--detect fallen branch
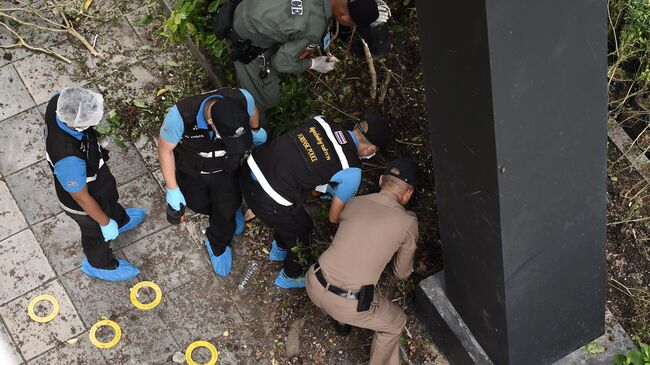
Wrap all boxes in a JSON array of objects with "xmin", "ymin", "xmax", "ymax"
[
  {"xmin": 0, "ymin": 20, "xmax": 71, "ymax": 63},
  {"xmin": 378, "ymin": 67, "xmax": 392, "ymax": 103},
  {"xmin": 361, "ymin": 38, "xmax": 377, "ymax": 100},
  {"xmin": 607, "ymin": 216, "xmax": 650, "ymax": 226}
]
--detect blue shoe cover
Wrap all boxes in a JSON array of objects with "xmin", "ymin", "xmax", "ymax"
[
  {"xmin": 118, "ymin": 208, "xmax": 148, "ymax": 234},
  {"xmin": 274, "ymin": 269, "xmax": 305, "ymax": 289},
  {"xmin": 80, "ymin": 258, "xmax": 140, "ymax": 281},
  {"xmin": 205, "ymin": 238, "xmax": 232, "ymax": 277},
  {"xmin": 269, "ymin": 240, "xmax": 286, "ymax": 262},
  {"xmin": 234, "ymin": 208, "xmax": 245, "ymax": 236}
]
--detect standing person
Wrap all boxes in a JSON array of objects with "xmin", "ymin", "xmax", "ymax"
[
  {"xmin": 45, "ymin": 87, "xmax": 147, "ymax": 281},
  {"xmin": 218, "ymin": 0, "xmax": 390, "ymax": 123},
  {"xmin": 157, "ymin": 87, "xmax": 267, "ymax": 277},
  {"xmin": 305, "ymin": 158, "xmax": 419, "ymax": 365},
  {"xmin": 240, "ymin": 115, "xmax": 391, "ymax": 288}
]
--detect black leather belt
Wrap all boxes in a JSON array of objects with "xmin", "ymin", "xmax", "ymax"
[{"xmin": 314, "ymin": 263, "xmax": 359, "ymax": 300}]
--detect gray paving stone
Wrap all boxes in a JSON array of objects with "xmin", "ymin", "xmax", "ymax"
[
  {"xmin": 32, "ymin": 213, "xmax": 84, "ymax": 276},
  {"xmin": 99, "ymin": 62, "xmax": 164, "ymax": 105},
  {"xmin": 125, "ymin": 2, "xmax": 167, "ymax": 46},
  {"xmin": 13, "ymin": 51, "xmax": 87, "ymax": 105},
  {"xmin": 5, "ymin": 160, "xmax": 61, "ymax": 225},
  {"xmin": 0, "ymin": 280, "xmax": 84, "ymax": 360},
  {"xmin": 103, "ymin": 140, "xmax": 148, "ymax": 187},
  {"xmin": 0, "ymin": 64, "xmax": 35, "ymax": 120},
  {"xmin": 26, "ymin": 331, "xmax": 105, "ymax": 365},
  {"xmin": 0, "ymin": 229, "xmax": 56, "ymax": 304},
  {"xmin": 0, "ymin": 108, "xmax": 45, "ymax": 176},
  {"xmin": 158, "ymin": 277, "xmax": 253, "ymax": 364},
  {"xmin": 59, "ymin": 260, "xmax": 140, "ymax": 328},
  {"xmin": 0, "ymin": 180, "xmax": 28, "ymax": 242},
  {"xmin": 101, "ymin": 308, "xmax": 178, "ymax": 365},
  {"xmin": 134, "ymin": 134, "xmax": 160, "ymax": 171},
  {"xmin": 114, "ymin": 173, "xmax": 170, "ymax": 247},
  {"xmin": 122, "ymin": 225, "xmax": 212, "ymax": 293},
  {"xmin": 84, "ymin": 19, "xmax": 145, "ymax": 75},
  {"xmin": 0, "ymin": 318, "xmax": 23, "ymax": 364}
]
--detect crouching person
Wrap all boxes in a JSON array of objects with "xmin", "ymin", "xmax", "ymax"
[
  {"xmin": 45, "ymin": 87, "xmax": 146, "ymax": 281},
  {"xmin": 157, "ymin": 87, "xmax": 266, "ymax": 276},
  {"xmin": 306, "ymin": 158, "xmax": 419, "ymax": 365}
]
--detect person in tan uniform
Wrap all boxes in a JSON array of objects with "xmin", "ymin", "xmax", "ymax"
[{"xmin": 306, "ymin": 158, "xmax": 418, "ymax": 365}]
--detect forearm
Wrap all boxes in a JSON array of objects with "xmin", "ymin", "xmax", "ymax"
[
  {"xmin": 158, "ymin": 137, "xmax": 178, "ymax": 189},
  {"xmin": 249, "ymin": 108, "xmax": 260, "ymax": 130},
  {"xmin": 74, "ymin": 195, "xmax": 110, "ymax": 226}
]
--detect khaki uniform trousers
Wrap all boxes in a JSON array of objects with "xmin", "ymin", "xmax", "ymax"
[{"xmin": 306, "ymin": 266, "xmax": 407, "ymax": 365}]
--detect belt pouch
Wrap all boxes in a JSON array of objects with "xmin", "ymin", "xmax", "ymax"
[{"xmin": 356, "ymin": 284, "xmax": 374, "ymax": 312}]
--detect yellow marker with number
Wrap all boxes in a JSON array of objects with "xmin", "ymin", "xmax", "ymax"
[
  {"xmin": 27, "ymin": 294, "xmax": 59, "ymax": 323},
  {"xmin": 129, "ymin": 281, "xmax": 162, "ymax": 310},
  {"xmin": 185, "ymin": 340, "xmax": 219, "ymax": 365},
  {"xmin": 89, "ymin": 320, "xmax": 121, "ymax": 349}
]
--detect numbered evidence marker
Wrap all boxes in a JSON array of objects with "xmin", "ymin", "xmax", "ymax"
[
  {"xmin": 89, "ymin": 320, "xmax": 122, "ymax": 349},
  {"xmin": 185, "ymin": 340, "xmax": 219, "ymax": 365},
  {"xmin": 27, "ymin": 294, "xmax": 60, "ymax": 323},
  {"xmin": 129, "ymin": 281, "xmax": 162, "ymax": 310}
]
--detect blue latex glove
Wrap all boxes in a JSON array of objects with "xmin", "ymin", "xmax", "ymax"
[
  {"xmin": 166, "ymin": 187, "xmax": 186, "ymax": 211},
  {"xmin": 100, "ymin": 219, "xmax": 119, "ymax": 241},
  {"xmin": 319, "ymin": 184, "xmax": 335, "ymax": 201},
  {"xmin": 252, "ymin": 128, "xmax": 267, "ymax": 146}
]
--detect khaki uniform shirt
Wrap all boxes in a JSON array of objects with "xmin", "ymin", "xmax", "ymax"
[
  {"xmin": 233, "ymin": 0, "xmax": 332, "ymax": 74},
  {"xmin": 318, "ymin": 190, "xmax": 419, "ymax": 291}
]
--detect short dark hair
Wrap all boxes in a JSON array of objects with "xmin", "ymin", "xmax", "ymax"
[{"xmin": 381, "ymin": 167, "xmax": 411, "ymax": 193}]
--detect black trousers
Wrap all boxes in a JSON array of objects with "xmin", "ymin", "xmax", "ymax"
[
  {"xmin": 66, "ymin": 202, "xmax": 129, "ymax": 269},
  {"xmin": 240, "ymin": 165, "xmax": 313, "ymax": 278},
  {"xmin": 177, "ymin": 168, "xmax": 242, "ymax": 256}
]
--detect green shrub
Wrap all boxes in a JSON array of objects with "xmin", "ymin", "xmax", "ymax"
[{"xmin": 614, "ymin": 341, "xmax": 650, "ymax": 365}]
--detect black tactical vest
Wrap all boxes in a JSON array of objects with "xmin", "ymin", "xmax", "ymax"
[
  {"xmin": 174, "ymin": 88, "xmax": 248, "ymax": 176},
  {"xmin": 44, "ymin": 95, "xmax": 117, "ymax": 214},
  {"xmin": 251, "ymin": 117, "xmax": 361, "ymax": 204}
]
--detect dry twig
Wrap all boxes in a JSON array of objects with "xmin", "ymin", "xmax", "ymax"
[
  {"xmin": 378, "ymin": 67, "xmax": 392, "ymax": 103},
  {"xmin": 361, "ymin": 38, "xmax": 377, "ymax": 100}
]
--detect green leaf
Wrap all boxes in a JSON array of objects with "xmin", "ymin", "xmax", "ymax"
[
  {"xmin": 132, "ymin": 99, "xmax": 146, "ymax": 108},
  {"xmin": 185, "ymin": 22, "xmax": 197, "ymax": 35},
  {"xmin": 207, "ymin": 0, "xmax": 220, "ymax": 13},
  {"xmin": 585, "ymin": 340, "xmax": 605, "ymax": 354},
  {"xmin": 166, "ymin": 59, "xmax": 178, "ymax": 67},
  {"xmin": 134, "ymin": 14, "xmax": 153, "ymax": 27},
  {"xmin": 390, "ymin": 24, "xmax": 405, "ymax": 33}
]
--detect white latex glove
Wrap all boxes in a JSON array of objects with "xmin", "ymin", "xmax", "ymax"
[
  {"xmin": 371, "ymin": 0, "xmax": 391, "ymax": 26},
  {"xmin": 310, "ymin": 56, "xmax": 340, "ymax": 73}
]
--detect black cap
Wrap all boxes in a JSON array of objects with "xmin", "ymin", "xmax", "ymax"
[
  {"xmin": 210, "ymin": 98, "xmax": 252, "ymax": 154},
  {"xmin": 348, "ymin": 0, "xmax": 379, "ymax": 28},
  {"xmin": 361, "ymin": 115, "xmax": 391, "ymax": 150},
  {"xmin": 384, "ymin": 158, "xmax": 418, "ymax": 187}
]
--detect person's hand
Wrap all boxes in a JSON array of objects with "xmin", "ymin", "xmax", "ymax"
[
  {"xmin": 371, "ymin": 0, "xmax": 391, "ymax": 26},
  {"xmin": 310, "ymin": 56, "xmax": 339, "ymax": 73},
  {"xmin": 252, "ymin": 128, "xmax": 267, "ymax": 146},
  {"xmin": 166, "ymin": 187, "xmax": 186, "ymax": 211},
  {"xmin": 100, "ymin": 219, "xmax": 119, "ymax": 241}
]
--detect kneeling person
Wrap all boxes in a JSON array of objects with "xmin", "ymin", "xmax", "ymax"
[
  {"xmin": 157, "ymin": 87, "xmax": 266, "ymax": 277},
  {"xmin": 45, "ymin": 87, "xmax": 147, "ymax": 281},
  {"xmin": 240, "ymin": 115, "xmax": 390, "ymax": 288},
  {"xmin": 306, "ymin": 159, "xmax": 418, "ymax": 365}
]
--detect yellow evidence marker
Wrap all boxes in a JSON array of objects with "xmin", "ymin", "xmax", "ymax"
[
  {"xmin": 89, "ymin": 320, "xmax": 122, "ymax": 349},
  {"xmin": 185, "ymin": 340, "xmax": 219, "ymax": 365},
  {"xmin": 130, "ymin": 281, "xmax": 162, "ymax": 310},
  {"xmin": 27, "ymin": 294, "xmax": 59, "ymax": 323}
]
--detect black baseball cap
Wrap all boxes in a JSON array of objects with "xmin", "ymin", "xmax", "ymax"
[
  {"xmin": 361, "ymin": 115, "xmax": 391, "ymax": 150},
  {"xmin": 348, "ymin": 0, "xmax": 379, "ymax": 28},
  {"xmin": 384, "ymin": 158, "xmax": 418, "ymax": 187},
  {"xmin": 210, "ymin": 98, "xmax": 252, "ymax": 154}
]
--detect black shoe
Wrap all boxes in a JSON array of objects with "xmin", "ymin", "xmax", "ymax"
[{"xmin": 333, "ymin": 321, "xmax": 352, "ymax": 336}]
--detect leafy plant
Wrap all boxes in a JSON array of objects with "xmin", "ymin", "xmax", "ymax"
[
  {"xmin": 614, "ymin": 341, "xmax": 650, "ymax": 365},
  {"xmin": 162, "ymin": 0, "xmax": 233, "ymax": 80}
]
